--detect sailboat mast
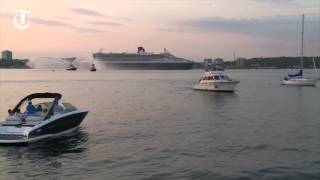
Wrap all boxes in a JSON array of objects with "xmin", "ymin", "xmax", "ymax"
[{"xmin": 300, "ymin": 14, "xmax": 304, "ymax": 69}]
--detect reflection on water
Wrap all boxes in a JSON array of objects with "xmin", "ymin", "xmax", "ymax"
[
  {"xmin": 28, "ymin": 129, "xmax": 89, "ymax": 155},
  {"xmin": 0, "ymin": 129, "xmax": 88, "ymax": 179}
]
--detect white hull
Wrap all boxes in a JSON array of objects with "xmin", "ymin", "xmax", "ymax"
[
  {"xmin": 282, "ymin": 78, "xmax": 317, "ymax": 86},
  {"xmin": 0, "ymin": 126, "xmax": 79, "ymax": 145},
  {"xmin": 193, "ymin": 81, "xmax": 239, "ymax": 92}
]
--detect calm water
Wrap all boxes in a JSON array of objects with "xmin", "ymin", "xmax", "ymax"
[{"xmin": 0, "ymin": 69, "xmax": 319, "ymax": 180}]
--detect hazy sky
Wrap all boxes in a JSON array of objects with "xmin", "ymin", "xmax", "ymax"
[{"xmin": 0, "ymin": 0, "xmax": 319, "ymax": 61}]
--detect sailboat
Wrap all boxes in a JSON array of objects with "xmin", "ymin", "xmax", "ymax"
[{"xmin": 282, "ymin": 14, "xmax": 318, "ymax": 86}]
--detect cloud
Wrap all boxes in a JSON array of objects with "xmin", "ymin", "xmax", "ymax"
[
  {"xmin": 0, "ymin": 12, "xmax": 11, "ymax": 18},
  {"xmin": 70, "ymin": 8, "xmax": 103, "ymax": 17},
  {"xmin": 32, "ymin": 18, "xmax": 69, "ymax": 27},
  {"xmin": 70, "ymin": 7, "xmax": 133, "ymax": 22},
  {"xmin": 253, "ymin": 0, "xmax": 299, "ymax": 7},
  {"xmin": 156, "ymin": 28, "xmax": 178, "ymax": 32},
  {"xmin": 32, "ymin": 17, "xmax": 103, "ymax": 33},
  {"xmin": 109, "ymin": 16, "xmax": 133, "ymax": 22},
  {"xmin": 89, "ymin": 21, "xmax": 123, "ymax": 26},
  {"xmin": 255, "ymin": 0, "xmax": 295, "ymax": 3},
  {"xmin": 0, "ymin": 12, "xmax": 102, "ymax": 33},
  {"xmin": 156, "ymin": 27, "xmax": 197, "ymax": 33},
  {"xmin": 172, "ymin": 15, "xmax": 320, "ymax": 41}
]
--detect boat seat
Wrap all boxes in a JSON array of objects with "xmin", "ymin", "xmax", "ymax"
[
  {"xmin": 26, "ymin": 116, "xmax": 43, "ymax": 122},
  {"xmin": 3, "ymin": 115, "xmax": 43, "ymax": 126},
  {"xmin": 63, "ymin": 103, "xmax": 77, "ymax": 113},
  {"xmin": 6, "ymin": 116, "xmax": 21, "ymax": 121}
]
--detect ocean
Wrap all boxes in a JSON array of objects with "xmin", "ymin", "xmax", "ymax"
[{"xmin": 0, "ymin": 69, "xmax": 319, "ymax": 180}]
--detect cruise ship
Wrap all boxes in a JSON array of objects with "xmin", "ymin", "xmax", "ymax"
[{"xmin": 92, "ymin": 47, "xmax": 194, "ymax": 70}]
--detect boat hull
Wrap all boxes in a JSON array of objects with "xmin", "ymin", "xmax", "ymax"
[
  {"xmin": 282, "ymin": 78, "xmax": 317, "ymax": 86},
  {"xmin": 193, "ymin": 81, "xmax": 239, "ymax": 92},
  {"xmin": 0, "ymin": 126, "xmax": 80, "ymax": 145},
  {"xmin": 0, "ymin": 110, "xmax": 88, "ymax": 145}
]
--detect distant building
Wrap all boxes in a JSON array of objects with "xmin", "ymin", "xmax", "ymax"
[
  {"xmin": 203, "ymin": 58, "xmax": 225, "ymax": 70},
  {"xmin": 236, "ymin": 57, "xmax": 246, "ymax": 68},
  {"xmin": 213, "ymin": 58, "xmax": 224, "ymax": 70},
  {"xmin": 203, "ymin": 58, "xmax": 213, "ymax": 70},
  {"xmin": 2, "ymin": 50, "xmax": 13, "ymax": 62}
]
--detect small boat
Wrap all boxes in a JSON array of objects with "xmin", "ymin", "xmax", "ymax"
[
  {"xmin": 282, "ymin": 70, "xmax": 317, "ymax": 86},
  {"xmin": 0, "ymin": 93, "xmax": 89, "ymax": 145},
  {"xmin": 193, "ymin": 70, "xmax": 239, "ymax": 92},
  {"xmin": 64, "ymin": 57, "xmax": 77, "ymax": 71},
  {"xmin": 282, "ymin": 14, "xmax": 318, "ymax": 86},
  {"xmin": 66, "ymin": 64, "xmax": 77, "ymax": 71},
  {"xmin": 90, "ymin": 63, "xmax": 96, "ymax": 71}
]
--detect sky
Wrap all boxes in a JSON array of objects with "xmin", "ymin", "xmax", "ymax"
[{"xmin": 0, "ymin": 0, "xmax": 319, "ymax": 61}]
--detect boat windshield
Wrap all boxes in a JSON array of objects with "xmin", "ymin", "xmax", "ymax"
[
  {"xmin": 202, "ymin": 76, "xmax": 214, "ymax": 80},
  {"xmin": 214, "ymin": 76, "xmax": 220, "ymax": 80},
  {"xmin": 220, "ymin": 75, "xmax": 230, "ymax": 80}
]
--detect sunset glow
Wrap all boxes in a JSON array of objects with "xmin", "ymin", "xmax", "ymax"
[{"xmin": 1, "ymin": 0, "xmax": 319, "ymax": 61}]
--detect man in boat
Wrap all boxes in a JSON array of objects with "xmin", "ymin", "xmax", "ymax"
[
  {"xmin": 16, "ymin": 109, "xmax": 27, "ymax": 123},
  {"xmin": 26, "ymin": 101, "xmax": 37, "ymax": 115},
  {"xmin": 36, "ymin": 105, "xmax": 43, "ymax": 116},
  {"xmin": 7, "ymin": 109, "xmax": 14, "ymax": 116},
  {"xmin": 54, "ymin": 102, "xmax": 64, "ymax": 113}
]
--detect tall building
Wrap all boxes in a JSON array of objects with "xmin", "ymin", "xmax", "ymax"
[
  {"xmin": 213, "ymin": 58, "xmax": 224, "ymax": 70},
  {"xmin": 236, "ymin": 58, "xmax": 246, "ymax": 68},
  {"xmin": 2, "ymin": 50, "xmax": 13, "ymax": 61},
  {"xmin": 203, "ymin": 58, "xmax": 213, "ymax": 70},
  {"xmin": 203, "ymin": 58, "xmax": 225, "ymax": 70}
]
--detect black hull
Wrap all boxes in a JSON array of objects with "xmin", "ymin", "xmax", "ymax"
[
  {"xmin": 29, "ymin": 111, "xmax": 88, "ymax": 139},
  {"xmin": 66, "ymin": 68, "xmax": 77, "ymax": 71},
  {"xmin": 102, "ymin": 62, "xmax": 194, "ymax": 70},
  {"xmin": 0, "ymin": 142, "xmax": 29, "ymax": 146}
]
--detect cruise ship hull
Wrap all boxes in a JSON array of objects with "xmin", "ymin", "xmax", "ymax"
[{"xmin": 101, "ymin": 61, "xmax": 194, "ymax": 70}]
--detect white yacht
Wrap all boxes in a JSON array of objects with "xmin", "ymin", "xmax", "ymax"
[{"xmin": 193, "ymin": 71, "xmax": 239, "ymax": 92}]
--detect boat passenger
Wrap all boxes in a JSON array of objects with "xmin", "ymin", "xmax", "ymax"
[
  {"xmin": 16, "ymin": 109, "xmax": 26, "ymax": 123},
  {"xmin": 8, "ymin": 109, "xmax": 14, "ymax": 116},
  {"xmin": 41, "ymin": 108, "xmax": 48, "ymax": 117},
  {"xmin": 54, "ymin": 103, "xmax": 64, "ymax": 113},
  {"xmin": 36, "ymin": 105, "xmax": 43, "ymax": 116},
  {"xmin": 26, "ymin": 101, "xmax": 37, "ymax": 115}
]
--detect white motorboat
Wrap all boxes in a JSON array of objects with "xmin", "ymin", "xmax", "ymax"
[
  {"xmin": 0, "ymin": 93, "xmax": 89, "ymax": 145},
  {"xmin": 282, "ymin": 14, "xmax": 318, "ymax": 86},
  {"xmin": 193, "ymin": 71, "xmax": 239, "ymax": 92}
]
